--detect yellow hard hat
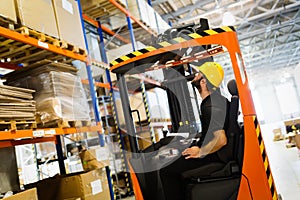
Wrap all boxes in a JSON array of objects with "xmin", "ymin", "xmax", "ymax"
[{"xmin": 197, "ymin": 62, "xmax": 224, "ymax": 88}]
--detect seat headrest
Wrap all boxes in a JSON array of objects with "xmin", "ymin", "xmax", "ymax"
[{"xmin": 227, "ymin": 79, "xmax": 238, "ymax": 96}]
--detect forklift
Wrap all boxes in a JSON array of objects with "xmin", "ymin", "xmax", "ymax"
[{"xmin": 109, "ymin": 19, "xmax": 280, "ymax": 200}]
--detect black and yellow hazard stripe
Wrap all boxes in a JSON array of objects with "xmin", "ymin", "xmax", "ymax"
[
  {"xmin": 140, "ymin": 81, "xmax": 156, "ymax": 144},
  {"xmin": 106, "ymin": 166, "xmax": 116, "ymax": 200},
  {"xmin": 109, "ymin": 92, "xmax": 133, "ymax": 195},
  {"xmin": 253, "ymin": 116, "xmax": 278, "ymax": 200},
  {"xmin": 110, "ymin": 26, "xmax": 236, "ymax": 67}
]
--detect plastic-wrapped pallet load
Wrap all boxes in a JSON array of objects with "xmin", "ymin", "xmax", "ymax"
[
  {"xmin": 35, "ymin": 71, "xmax": 91, "ymax": 124},
  {"xmin": 4, "ymin": 60, "xmax": 91, "ymax": 127}
]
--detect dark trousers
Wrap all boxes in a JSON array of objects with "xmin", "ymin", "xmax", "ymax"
[{"xmin": 159, "ymin": 153, "xmax": 220, "ymax": 200}]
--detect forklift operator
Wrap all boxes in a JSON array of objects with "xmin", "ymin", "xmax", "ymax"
[{"xmin": 159, "ymin": 62, "xmax": 229, "ymax": 200}]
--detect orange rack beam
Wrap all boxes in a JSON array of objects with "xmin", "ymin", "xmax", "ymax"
[
  {"xmin": 0, "ymin": 26, "xmax": 87, "ymax": 62},
  {"xmin": 0, "ymin": 125, "xmax": 102, "ymax": 141},
  {"xmin": 82, "ymin": 79, "xmax": 111, "ymax": 89}
]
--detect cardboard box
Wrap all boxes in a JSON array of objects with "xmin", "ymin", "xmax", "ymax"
[
  {"xmin": 295, "ymin": 134, "xmax": 300, "ymax": 149},
  {"xmin": 52, "ymin": 0, "xmax": 86, "ymax": 50},
  {"xmin": 24, "ymin": 176, "xmax": 61, "ymax": 200},
  {"xmin": 0, "ymin": 0, "xmax": 17, "ymax": 23},
  {"xmin": 59, "ymin": 168, "xmax": 110, "ymax": 200},
  {"xmin": 15, "ymin": 0, "xmax": 59, "ymax": 38},
  {"xmin": 273, "ymin": 128, "xmax": 284, "ymax": 141},
  {"xmin": 137, "ymin": 131, "xmax": 160, "ymax": 150},
  {"xmin": 5, "ymin": 188, "xmax": 38, "ymax": 200},
  {"xmin": 25, "ymin": 169, "xmax": 110, "ymax": 200},
  {"xmin": 79, "ymin": 148, "xmax": 109, "ymax": 171}
]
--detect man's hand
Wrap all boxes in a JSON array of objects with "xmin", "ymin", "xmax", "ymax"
[{"xmin": 182, "ymin": 146, "xmax": 201, "ymax": 159}]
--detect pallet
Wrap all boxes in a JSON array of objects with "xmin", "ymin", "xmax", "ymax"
[
  {"xmin": 0, "ymin": 38, "xmax": 74, "ymax": 65},
  {"xmin": 60, "ymin": 40, "xmax": 87, "ymax": 56},
  {"xmin": 0, "ymin": 16, "xmax": 16, "ymax": 30},
  {"xmin": 0, "ymin": 120, "xmax": 37, "ymax": 131},
  {"xmin": 16, "ymin": 27, "xmax": 60, "ymax": 47},
  {"xmin": 39, "ymin": 119, "xmax": 92, "ymax": 128},
  {"xmin": 0, "ymin": 36, "xmax": 49, "ymax": 64},
  {"xmin": 16, "ymin": 27, "xmax": 87, "ymax": 56}
]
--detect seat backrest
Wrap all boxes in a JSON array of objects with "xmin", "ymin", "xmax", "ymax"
[{"xmin": 217, "ymin": 79, "xmax": 241, "ymax": 163}]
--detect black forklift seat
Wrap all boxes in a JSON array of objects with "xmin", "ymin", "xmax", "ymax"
[{"xmin": 181, "ymin": 79, "xmax": 244, "ymax": 200}]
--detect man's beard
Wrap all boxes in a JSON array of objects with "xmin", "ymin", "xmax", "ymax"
[{"xmin": 198, "ymin": 86, "xmax": 202, "ymax": 94}]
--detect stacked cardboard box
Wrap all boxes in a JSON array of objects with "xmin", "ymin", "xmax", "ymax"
[
  {"xmin": 0, "ymin": 84, "xmax": 36, "ymax": 125},
  {"xmin": 81, "ymin": 0, "xmax": 126, "ymax": 17},
  {"xmin": 60, "ymin": 168, "xmax": 110, "ymax": 200},
  {"xmin": 25, "ymin": 168, "xmax": 110, "ymax": 200},
  {"xmin": 4, "ymin": 188, "xmax": 38, "ymax": 200},
  {"xmin": 79, "ymin": 146, "xmax": 110, "ymax": 172},
  {"xmin": 14, "ymin": 0, "xmax": 59, "ymax": 38},
  {"xmin": 4, "ymin": 60, "xmax": 90, "ymax": 126},
  {"xmin": 99, "ymin": 0, "xmax": 170, "ymax": 34},
  {"xmin": 0, "ymin": 0, "xmax": 17, "ymax": 23},
  {"xmin": 273, "ymin": 128, "xmax": 284, "ymax": 141},
  {"xmin": 52, "ymin": 0, "xmax": 86, "ymax": 50},
  {"xmin": 14, "ymin": 0, "xmax": 86, "ymax": 50}
]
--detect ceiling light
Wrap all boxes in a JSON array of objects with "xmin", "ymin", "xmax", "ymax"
[{"xmin": 222, "ymin": 11, "xmax": 236, "ymax": 26}]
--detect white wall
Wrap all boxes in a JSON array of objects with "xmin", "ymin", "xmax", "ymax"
[
  {"xmin": 254, "ymin": 83, "xmax": 282, "ymax": 123},
  {"xmin": 274, "ymin": 80, "xmax": 300, "ymax": 118},
  {"xmin": 250, "ymin": 64, "xmax": 300, "ymax": 123},
  {"xmin": 294, "ymin": 63, "xmax": 300, "ymax": 97}
]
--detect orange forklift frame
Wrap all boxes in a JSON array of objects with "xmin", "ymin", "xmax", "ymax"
[{"xmin": 110, "ymin": 26, "xmax": 278, "ymax": 200}]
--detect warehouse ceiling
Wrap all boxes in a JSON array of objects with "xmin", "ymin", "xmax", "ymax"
[
  {"xmin": 116, "ymin": 0, "xmax": 300, "ymax": 78},
  {"xmin": 151, "ymin": 0, "xmax": 300, "ymax": 77},
  {"xmin": 92, "ymin": 0, "xmax": 300, "ymax": 80}
]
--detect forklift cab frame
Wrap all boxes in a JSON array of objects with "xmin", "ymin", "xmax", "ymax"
[{"xmin": 110, "ymin": 26, "xmax": 278, "ymax": 200}]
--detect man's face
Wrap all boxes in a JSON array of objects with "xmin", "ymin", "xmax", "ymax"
[{"xmin": 191, "ymin": 73, "xmax": 204, "ymax": 93}]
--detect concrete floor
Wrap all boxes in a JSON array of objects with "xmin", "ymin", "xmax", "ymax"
[
  {"xmin": 261, "ymin": 122, "xmax": 300, "ymax": 200},
  {"xmin": 123, "ymin": 121, "xmax": 300, "ymax": 200}
]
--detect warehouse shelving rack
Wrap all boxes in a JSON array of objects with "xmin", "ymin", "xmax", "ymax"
[
  {"xmin": 0, "ymin": 3, "xmax": 116, "ymax": 198},
  {"xmin": 0, "ymin": 24, "xmax": 102, "ymax": 143},
  {"xmin": 0, "ymin": 26, "xmax": 86, "ymax": 63}
]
